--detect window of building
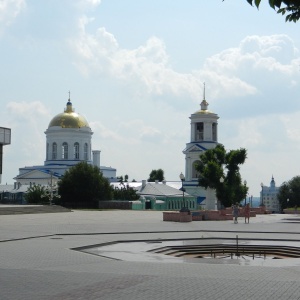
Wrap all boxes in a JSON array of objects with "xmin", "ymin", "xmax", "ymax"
[
  {"xmin": 192, "ymin": 160, "xmax": 200, "ymax": 178},
  {"xmin": 62, "ymin": 142, "xmax": 68, "ymax": 159},
  {"xmin": 74, "ymin": 142, "xmax": 79, "ymax": 159},
  {"xmin": 52, "ymin": 143, "xmax": 57, "ymax": 160},
  {"xmin": 84, "ymin": 143, "xmax": 88, "ymax": 160},
  {"xmin": 212, "ymin": 123, "xmax": 217, "ymax": 141},
  {"xmin": 195, "ymin": 122, "xmax": 204, "ymax": 141},
  {"xmin": 46, "ymin": 143, "xmax": 49, "ymax": 160}
]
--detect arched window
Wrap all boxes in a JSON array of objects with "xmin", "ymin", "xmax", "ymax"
[
  {"xmin": 192, "ymin": 160, "xmax": 201, "ymax": 179},
  {"xmin": 195, "ymin": 122, "xmax": 204, "ymax": 141},
  {"xmin": 62, "ymin": 142, "xmax": 68, "ymax": 159},
  {"xmin": 84, "ymin": 143, "xmax": 88, "ymax": 160},
  {"xmin": 46, "ymin": 143, "xmax": 49, "ymax": 160},
  {"xmin": 52, "ymin": 143, "xmax": 57, "ymax": 160},
  {"xmin": 212, "ymin": 123, "xmax": 217, "ymax": 141},
  {"xmin": 74, "ymin": 142, "xmax": 79, "ymax": 159}
]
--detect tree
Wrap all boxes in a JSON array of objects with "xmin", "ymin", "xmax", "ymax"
[
  {"xmin": 196, "ymin": 144, "xmax": 248, "ymax": 207},
  {"xmin": 58, "ymin": 162, "xmax": 113, "ymax": 208},
  {"xmin": 25, "ymin": 185, "xmax": 46, "ymax": 204},
  {"xmin": 244, "ymin": 0, "xmax": 300, "ymax": 22},
  {"xmin": 277, "ymin": 176, "xmax": 300, "ymax": 209},
  {"xmin": 147, "ymin": 169, "xmax": 165, "ymax": 182},
  {"xmin": 113, "ymin": 184, "xmax": 139, "ymax": 200}
]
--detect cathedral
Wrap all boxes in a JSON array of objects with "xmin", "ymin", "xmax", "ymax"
[{"xmin": 14, "ymin": 96, "xmax": 117, "ymax": 187}]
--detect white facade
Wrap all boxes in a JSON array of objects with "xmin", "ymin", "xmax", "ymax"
[
  {"xmin": 260, "ymin": 176, "xmax": 280, "ymax": 212},
  {"xmin": 182, "ymin": 89, "xmax": 219, "ymax": 209},
  {"xmin": 0, "ymin": 127, "xmax": 11, "ymax": 183},
  {"xmin": 14, "ymin": 98, "xmax": 117, "ymax": 186}
]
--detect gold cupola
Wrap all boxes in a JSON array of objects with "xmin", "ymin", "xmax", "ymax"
[{"xmin": 48, "ymin": 97, "xmax": 90, "ymax": 129}]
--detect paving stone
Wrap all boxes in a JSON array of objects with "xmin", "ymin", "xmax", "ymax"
[{"xmin": 1, "ymin": 209, "xmax": 300, "ymax": 299}]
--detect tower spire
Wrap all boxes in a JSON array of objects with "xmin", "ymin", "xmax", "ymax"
[
  {"xmin": 200, "ymin": 82, "xmax": 209, "ymax": 111},
  {"xmin": 65, "ymin": 91, "xmax": 73, "ymax": 113}
]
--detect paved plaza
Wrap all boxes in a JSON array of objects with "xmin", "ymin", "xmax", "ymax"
[{"xmin": 1, "ymin": 208, "xmax": 300, "ymax": 300}]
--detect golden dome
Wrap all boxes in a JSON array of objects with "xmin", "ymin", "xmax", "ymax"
[{"xmin": 48, "ymin": 101, "xmax": 90, "ymax": 129}]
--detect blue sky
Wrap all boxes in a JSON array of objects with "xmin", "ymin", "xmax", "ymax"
[{"xmin": 0, "ymin": 0, "xmax": 299, "ymax": 196}]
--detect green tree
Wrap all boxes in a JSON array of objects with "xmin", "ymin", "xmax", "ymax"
[
  {"xmin": 277, "ymin": 176, "xmax": 300, "ymax": 209},
  {"xmin": 113, "ymin": 184, "xmax": 139, "ymax": 200},
  {"xmin": 58, "ymin": 162, "xmax": 113, "ymax": 208},
  {"xmin": 244, "ymin": 0, "xmax": 300, "ymax": 22},
  {"xmin": 25, "ymin": 184, "xmax": 46, "ymax": 204},
  {"xmin": 148, "ymin": 169, "xmax": 165, "ymax": 182},
  {"xmin": 196, "ymin": 144, "xmax": 248, "ymax": 207}
]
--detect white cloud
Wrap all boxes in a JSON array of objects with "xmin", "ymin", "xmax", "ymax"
[
  {"xmin": 0, "ymin": 0, "xmax": 25, "ymax": 31},
  {"xmin": 70, "ymin": 18, "xmax": 204, "ymax": 102},
  {"xmin": 70, "ymin": 17, "xmax": 300, "ymax": 118}
]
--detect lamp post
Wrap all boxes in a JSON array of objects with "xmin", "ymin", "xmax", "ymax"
[
  {"xmin": 244, "ymin": 180, "xmax": 247, "ymax": 206},
  {"xmin": 260, "ymin": 182, "xmax": 264, "ymax": 206},
  {"xmin": 219, "ymin": 177, "xmax": 224, "ymax": 210},
  {"xmin": 179, "ymin": 172, "xmax": 189, "ymax": 213}
]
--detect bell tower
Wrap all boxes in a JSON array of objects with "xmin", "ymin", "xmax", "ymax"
[{"xmin": 182, "ymin": 84, "xmax": 219, "ymax": 209}]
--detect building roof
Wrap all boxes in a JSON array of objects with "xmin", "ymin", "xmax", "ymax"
[
  {"xmin": 137, "ymin": 181, "xmax": 189, "ymax": 197},
  {"xmin": 0, "ymin": 184, "xmax": 14, "ymax": 192},
  {"xmin": 48, "ymin": 100, "xmax": 90, "ymax": 129}
]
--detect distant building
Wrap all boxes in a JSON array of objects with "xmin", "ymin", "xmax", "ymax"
[
  {"xmin": 260, "ymin": 176, "xmax": 280, "ymax": 212},
  {"xmin": 14, "ymin": 96, "xmax": 117, "ymax": 186},
  {"xmin": 1, "ymin": 96, "xmax": 117, "ymax": 203},
  {"xmin": 111, "ymin": 180, "xmax": 197, "ymax": 211}
]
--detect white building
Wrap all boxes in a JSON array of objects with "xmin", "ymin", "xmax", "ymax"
[
  {"xmin": 182, "ymin": 86, "xmax": 219, "ymax": 209},
  {"xmin": 0, "ymin": 127, "xmax": 11, "ymax": 184},
  {"xmin": 14, "ymin": 97, "xmax": 117, "ymax": 187},
  {"xmin": 260, "ymin": 176, "xmax": 280, "ymax": 212}
]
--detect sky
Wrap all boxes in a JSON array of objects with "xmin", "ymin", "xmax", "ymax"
[{"xmin": 0, "ymin": 0, "xmax": 299, "ymax": 196}]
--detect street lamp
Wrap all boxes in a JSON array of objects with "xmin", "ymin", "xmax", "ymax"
[
  {"xmin": 244, "ymin": 180, "xmax": 247, "ymax": 206},
  {"xmin": 260, "ymin": 182, "xmax": 264, "ymax": 206},
  {"xmin": 219, "ymin": 177, "xmax": 224, "ymax": 210},
  {"xmin": 179, "ymin": 172, "xmax": 189, "ymax": 213}
]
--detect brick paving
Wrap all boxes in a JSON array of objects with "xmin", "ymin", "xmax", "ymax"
[{"xmin": 1, "ymin": 209, "xmax": 300, "ymax": 299}]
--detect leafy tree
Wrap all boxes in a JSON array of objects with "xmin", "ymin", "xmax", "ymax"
[
  {"xmin": 277, "ymin": 176, "xmax": 300, "ymax": 209},
  {"xmin": 113, "ymin": 184, "xmax": 139, "ymax": 200},
  {"xmin": 148, "ymin": 169, "xmax": 165, "ymax": 182},
  {"xmin": 25, "ymin": 185, "xmax": 46, "ymax": 204},
  {"xmin": 196, "ymin": 144, "xmax": 248, "ymax": 207},
  {"xmin": 58, "ymin": 162, "xmax": 113, "ymax": 208},
  {"xmin": 243, "ymin": 0, "xmax": 300, "ymax": 22},
  {"xmin": 117, "ymin": 176, "xmax": 124, "ymax": 186}
]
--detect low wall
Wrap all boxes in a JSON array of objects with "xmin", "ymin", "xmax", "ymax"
[
  {"xmin": 163, "ymin": 211, "xmax": 192, "ymax": 222},
  {"xmin": 283, "ymin": 209, "xmax": 300, "ymax": 214},
  {"xmin": 98, "ymin": 201, "xmax": 132, "ymax": 210}
]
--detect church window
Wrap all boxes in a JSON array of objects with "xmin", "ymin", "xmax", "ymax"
[
  {"xmin": 74, "ymin": 142, "xmax": 79, "ymax": 159},
  {"xmin": 84, "ymin": 143, "xmax": 88, "ymax": 160},
  {"xmin": 46, "ymin": 143, "xmax": 49, "ymax": 160},
  {"xmin": 52, "ymin": 143, "xmax": 57, "ymax": 160},
  {"xmin": 62, "ymin": 142, "xmax": 68, "ymax": 159},
  {"xmin": 212, "ymin": 123, "xmax": 217, "ymax": 141},
  {"xmin": 192, "ymin": 160, "xmax": 200, "ymax": 179},
  {"xmin": 195, "ymin": 122, "xmax": 204, "ymax": 141}
]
